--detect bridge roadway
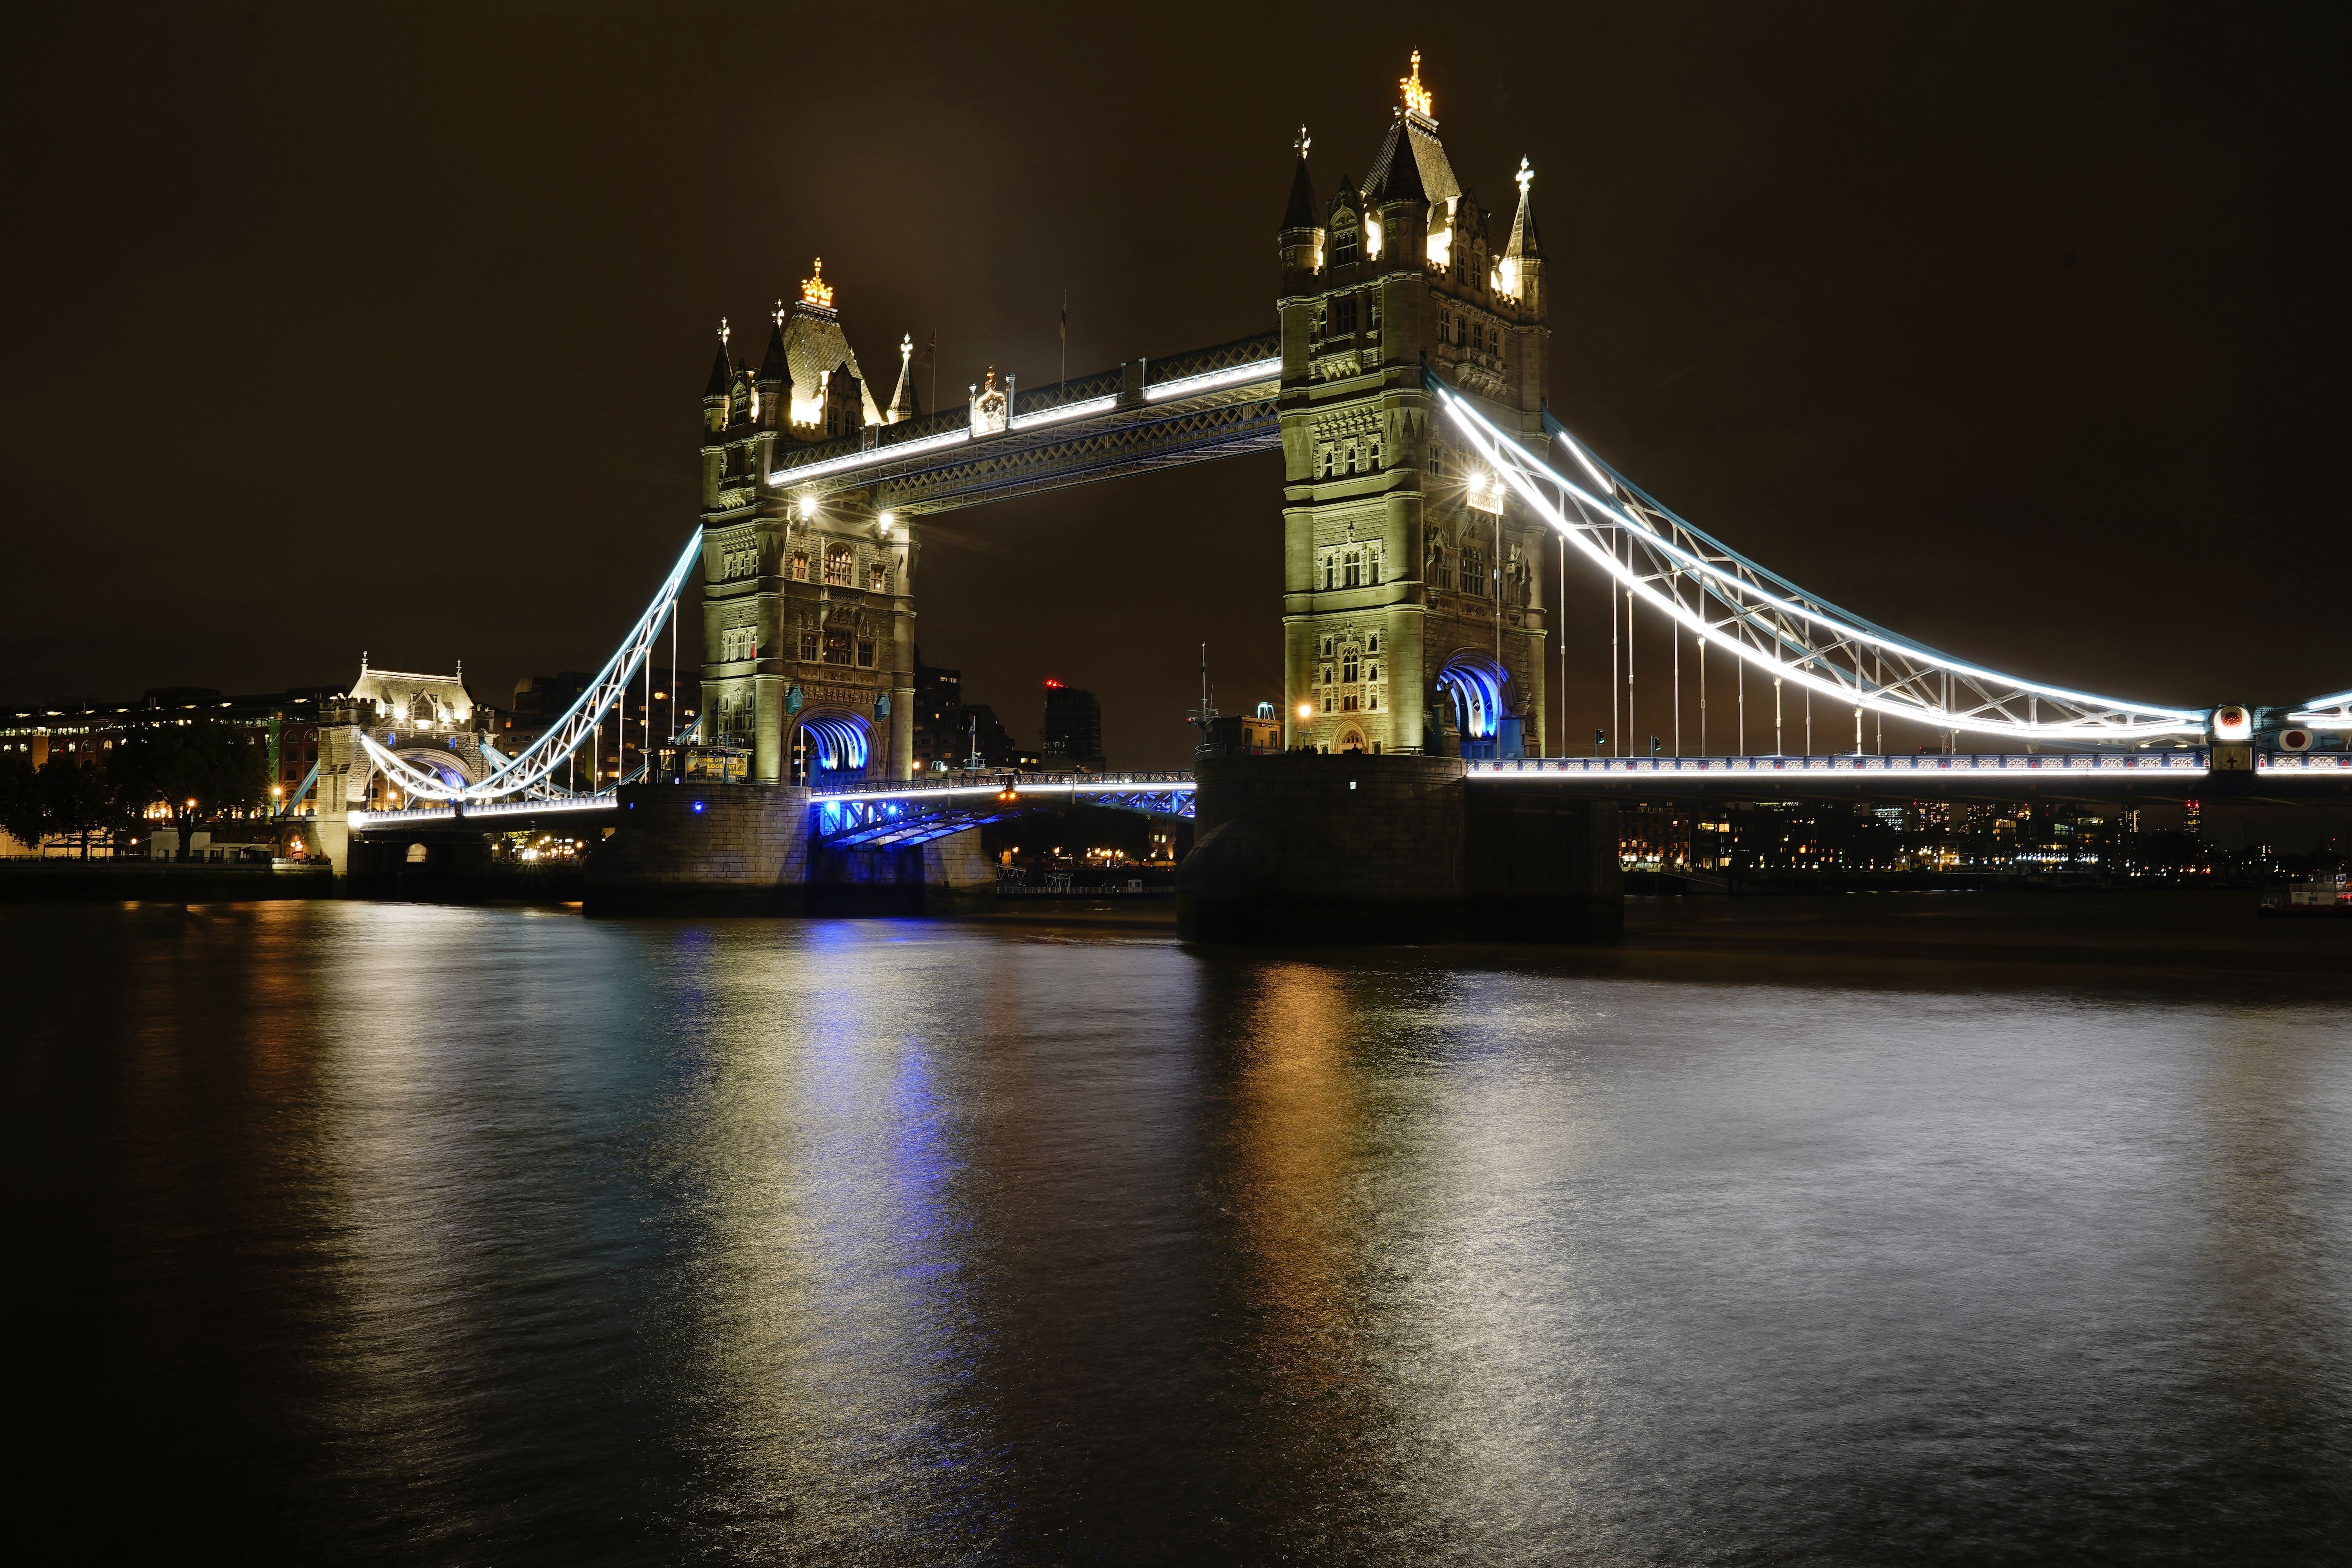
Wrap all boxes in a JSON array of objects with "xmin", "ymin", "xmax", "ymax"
[{"xmin": 344, "ymin": 749, "xmax": 2351, "ymax": 844}]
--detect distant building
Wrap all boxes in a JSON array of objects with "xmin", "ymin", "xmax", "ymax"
[
  {"xmin": 956, "ymin": 703, "xmax": 1036, "ymax": 769},
  {"xmin": 0, "ymin": 682, "xmax": 340, "ymax": 855},
  {"xmin": 512, "ymin": 672, "xmax": 593, "ymax": 727},
  {"xmin": 911, "ymin": 653, "xmax": 962, "ymax": 771},
  {"xmin": 1041, "ymin": 680, "xmax": 1104, "ymax": 769},
  {"xmin": 1201, "ymin": 703, "xmax": 1282, "ymax": 757}
]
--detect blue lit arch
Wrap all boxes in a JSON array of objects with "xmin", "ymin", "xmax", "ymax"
[
  {"xmin": 1435, "ymin": 653, "xmax": 1509, "ymax": 757},
  {"xmin": 795, "ymin": 712, "xmax": 871, "ymax": 783}
]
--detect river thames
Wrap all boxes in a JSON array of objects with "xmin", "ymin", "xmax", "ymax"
[{"xmin": 8, "ymin": 899, "xmax": 2350, "ymax": 1563}]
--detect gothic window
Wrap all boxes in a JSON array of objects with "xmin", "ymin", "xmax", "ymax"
[
  {"xmin": 1367, "ymin": 633, "xmax": 1380, "ymax": 654},
  {"xmin": 1428, "ymin": 436, "xmax": 1443, "ymax": 476},
  {"xmin": 1343, "ymin": 550, "xmax": 1361, "ymax": 588},
  {"xmin": 799, "ymin": 629, "xmax": 819, "ymax": 661},
  {"xmin": 1365, "ymin": 434, "xmax": 1382, "ymax": 470},
  {"xmin": 1463, "ymin": 549, "xmax": 1488, "ymax": 597},
  {"xmin": 1330, "ymin": 214, "xmax": 1358, "ymax": 265},
  {"xmin": 1321, "ymin": 554, "xmax": 1334, "ymax": 591},
  {"xmin": 1343, "ymin": 650, "xmax": 1360, "ymax": 682},
  {"xmin": 823, "ymin": 630, "xmax": 852, "ymax": 666},
  {"xmin": 790, "ymin": 552, "xmax": 809, "ymax": 582},
  {"xmin": 1315, "ymin": 444, "xmax": 1332, "ymax": 478},
  {"xmin": 1320, "ymin": 636, "xmax": 1334, "ymax": 659},
  {"xmin": 1368, "ymin": 548, "xmax": 1383, "ymax": 585},
  {"xmin": 1435, "ymin": 548, "xmax": 1454, "ymax": 591},
  {"xmin": 1330, "ymin": 296, "xmax": 1358, "ymax": 336},
  {"xmin": 824, "ymin": 546, "xmax": 853, "ymax": 587},
  {"xmin": 1367, "ymin": 661, "xmax": 1380, "ymax": 683},
  {"xmin": 867, "ymin": 561, "xmax": 887, "ymax": 592},
  {"xmin": 857, "ymin": 639, "xmax": 875, "ymax": 668}
]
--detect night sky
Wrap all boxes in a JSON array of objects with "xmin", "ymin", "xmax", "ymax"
[{"xmin": 6, "ymin": 6, "xmax": 2345, "ymax": 766}]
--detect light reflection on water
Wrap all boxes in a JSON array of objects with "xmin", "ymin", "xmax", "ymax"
[{"xmin": 7, "ymin": 902, "xmax": 2350, "ymax": 1564}]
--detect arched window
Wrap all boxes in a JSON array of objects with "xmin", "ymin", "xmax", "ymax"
[
  {"xmin": 824, "ymin": 546, "xmax": 853, "ymax": 587},
  {"xmin": 1330, "ymin": 212, "xmax": 1358, "ymax": 266}
]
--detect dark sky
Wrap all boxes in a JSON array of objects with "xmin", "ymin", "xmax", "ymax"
[{"xmin": 5, "ymin": 5, "xmax": 2346, "ymax": 766}]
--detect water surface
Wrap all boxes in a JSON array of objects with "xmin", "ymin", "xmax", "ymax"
[{"xmin": 8, "ymin": 902, "xmax": 2349, "ymax": 1563}]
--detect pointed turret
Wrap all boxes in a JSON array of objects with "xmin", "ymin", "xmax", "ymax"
[
  {"xmin": 757, "ymin": 307, "xmax": 793, "ymax": 431},
  {"xmin": 887, "ymin": 334, "xmax": 922, "ymax": 423},
  {"xmin": 1504, "ymin": 158, "xmax": 1542, "ymax": 260},
  {"xmin": 1281, "ymin": 149, "xmax": 1317, "ymax": 233},
  {"xmin": 1363, "ymin": 118, "xmax": 1426, "ymax": 206},
  {"xmin": 702, "ymin": 319, "xmax": 733, "ymax": 436},
  {"xmin": 1278, "ymin": 128, "xmax": 1325, "ymax": 295},
  {"xmin": 1502, "ymin": 156, "xmax": 1544, "ymax": 316}
]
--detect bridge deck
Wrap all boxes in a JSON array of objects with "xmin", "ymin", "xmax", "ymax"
[{"xmin": 348, "ymin": 751, "xmax": 2347, "ymax": 833}]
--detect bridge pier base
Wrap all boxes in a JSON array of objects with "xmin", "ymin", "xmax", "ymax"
[
  {"xmin": 584, "ymin": 782, "xmax": 815, "ymax": 916},
  {"xmin": 584, "ymin": 782, "xmax": 999, "ymax": 917},
  {"xmin": 1177, "ymin": 755, "xmax": 1621, "ymax": 945},
  {"xmin": 807, "ymin": 829, "xmax": 996, "ymax": 917}
]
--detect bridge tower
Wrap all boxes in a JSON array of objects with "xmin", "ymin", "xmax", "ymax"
[
  {"xmin": 698, "ymin": 263, "xmax": 917, "ymax": 785},
  {"xmin": 1279, "ymin": 53, "xmax": 1550, "ymax": 758}
]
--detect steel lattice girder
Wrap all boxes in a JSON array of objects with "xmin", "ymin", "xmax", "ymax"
[{"xmin": 813, "ymin": 788, "xmax": 1195, "ymax": 849}]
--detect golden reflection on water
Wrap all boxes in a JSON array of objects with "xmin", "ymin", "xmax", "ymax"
[
  {"xmin": 669, "ymin": 922, "xmax": 983, "ymax": 1557},
  {"xmin": 1218, "ymin": 958, "xmax": 1403, "ymax": 1514}
]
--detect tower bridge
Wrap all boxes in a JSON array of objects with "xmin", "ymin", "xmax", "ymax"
[{"xmin": 315, "ymin": 53, "xmax": 2347, "ymax": 935}]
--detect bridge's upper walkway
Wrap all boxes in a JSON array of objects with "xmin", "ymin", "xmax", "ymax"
[{"xmin": 766, "ymin": 334, "xmax": 1281, "ymax": 516}]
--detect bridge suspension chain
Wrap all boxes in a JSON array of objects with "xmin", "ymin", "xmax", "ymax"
[
  {"xmin": 356, "ymin": 528, "xmax": 706, "ymax": 802},
  {"xmin": 1431, "ymin": 380, "xmax": 2208, "ymax": 746}
]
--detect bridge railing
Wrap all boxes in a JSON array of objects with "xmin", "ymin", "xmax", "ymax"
[
  {"xmin": 349, "ymin": 793, "xmax": 619, "ymax": 829},
  {"xmin": 1466, "ymin": 752, "xmax": 2218, "ymax": 778}
]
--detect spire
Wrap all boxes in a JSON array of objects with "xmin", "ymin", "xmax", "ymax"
[
  {"xmin": 1280, "ymin": 127, "xmax": 1317, "ymax": 233},
  {"xmin": 1401, "ymin": 50, "xmax": 1434, "ymax": 122},
  {"xmin": 759, "ymin": 308, "xmax": 791, "ymax": 383},
  {"xmin": 888, "ymin": 333, "xmax": 922, "ymax": 422},
  {"xmin": 704, "ymin": 318, "xmax": 732, "ymax": 397},
  {"xmin": 1505, "ymin": 156, "xmax": 1542, "ymax": 258}
]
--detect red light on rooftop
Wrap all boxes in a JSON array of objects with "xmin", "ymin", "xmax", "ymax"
[{"xmin": 1043, "ymin": 678, "xmax": 1065, "ymax": 688}]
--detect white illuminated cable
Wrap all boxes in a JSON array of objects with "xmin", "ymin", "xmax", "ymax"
[
  {"xmin": 1456, "ymin": 390, "xmax": 2183, "ymax": 718},
  {"xmin": 1433, "ymin": 386, "xmax": 2203, "ymax": 741},
  {"xmin": 410, "ymin": 529, "xmax": 705, "ymax": 801}
]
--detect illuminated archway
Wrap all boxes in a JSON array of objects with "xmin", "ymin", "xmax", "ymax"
[
  {"xmin": 793, "ymin": 711, "xmax": 871, "ymax": 784},
  {"xmin": 1434, "ymin": 653, "xmax": 1508, "ymax": 757}
]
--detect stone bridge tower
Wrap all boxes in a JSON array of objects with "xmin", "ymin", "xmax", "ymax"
[
  {"xmin": 1278, "ymin": 53, "xmax": 1550, "ymax": 758},
  {"xmin": 698, "ymin": 262, "xmax": 919, "ymax": 784}
]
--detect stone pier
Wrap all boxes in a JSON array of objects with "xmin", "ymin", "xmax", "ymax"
[
  {"xmin": 583, "ymin": 782, "xmax": 995, "ymax": 916},
  {"xmin": 1177, "ymin": 754, "xmax": 1621, "ymax": 944}
]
